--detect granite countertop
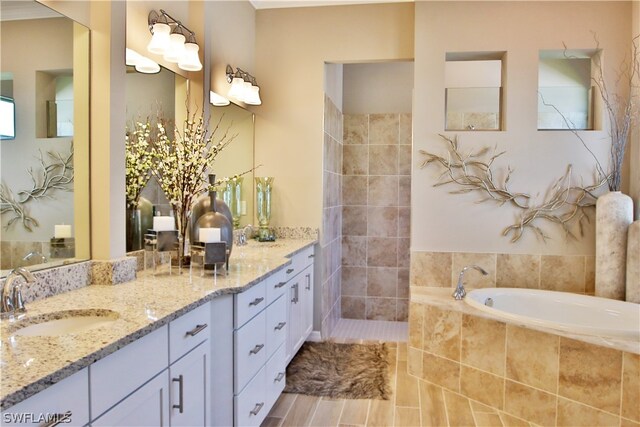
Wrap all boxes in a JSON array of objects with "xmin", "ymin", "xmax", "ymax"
[
  {"xmin": 0, "ymin": 239, "xmax": 316, "ymax": 411},
  {"xmin": 410, "ymin": 286, "xmax": 640, "ymax": 355}
]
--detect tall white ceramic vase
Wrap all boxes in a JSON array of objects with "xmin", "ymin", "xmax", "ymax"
[
  {"xmin": 595, "ymin": 191, "xmax": 633, "ymax": 300},
  {"xmin": 627, "ymin": 220, "xmax": 640, "ymax": 303}
]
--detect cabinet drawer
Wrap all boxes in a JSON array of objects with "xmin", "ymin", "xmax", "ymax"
[
  {"xmin": 286, "ymin": 246, "xmax": 315, "ymax": 281},
  {"xmin": 1, "ymin": 368, "xmax": 89, "ymax": 427},
  {"xmin": 169, "ymin": 302, "xmax": 210, "ymax": 363},
  {"xmin": 266, "ymin": 269, "xmax": 287, "ymax": 305},
  {"xmin": 234, "ymin": 365, "xmax": 267, "ymax": 427},
  {"xmin": 265, "ymin": 294, "xmax": 287, "ymax": 358},
  {"xmin": 234, "ymin": 310, "xmax": 266, "ymax": 393},
  {"xmin": 234, "ymin": 280, "xmax": 266, "ymax": 328},
  {"xmin": 90, "ymin": 325, "xmax": 169, "ymax": 419},
  {"xmin": 265, "ymin": 343, "xmax": 287, "ymax": 412}
]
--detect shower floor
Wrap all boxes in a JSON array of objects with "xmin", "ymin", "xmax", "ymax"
[{"xmin": 330, "ymin": 318, "xmax": 408, "ymax": 342}]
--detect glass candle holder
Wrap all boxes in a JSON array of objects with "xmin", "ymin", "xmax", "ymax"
[{"xmin": 255, "ymin": 177, "xmax": 274, "ymax": 239}]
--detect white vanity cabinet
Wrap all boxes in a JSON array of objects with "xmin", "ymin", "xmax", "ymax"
[
  {"xmin": 0, "ymin": 368, "xmax": 89, "ymax": 427},
  {"xmin": 286, "ymin": 247, "xmax": 315, "ymax": 363}
]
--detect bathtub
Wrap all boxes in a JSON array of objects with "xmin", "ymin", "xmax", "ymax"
[{"xmin": 465, "ymin": 287, "xmax": 640, "ymax": 340}]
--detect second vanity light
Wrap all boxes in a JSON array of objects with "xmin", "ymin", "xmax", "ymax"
[
  {"xmin": 147, "ymin": 9, "xmax": 202, "ymax": 72},
  {"xmin": 226, "ymin": 65, "xmax": 262, "ymax": 105}
]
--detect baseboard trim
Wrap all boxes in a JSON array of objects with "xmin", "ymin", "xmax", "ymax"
[{"xmin": 306, "ymin": 331, "xmax": 322, "ymax": 342}]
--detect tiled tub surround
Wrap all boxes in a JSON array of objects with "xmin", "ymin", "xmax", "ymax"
[
  {"xmin": 342, "ymin": 113, "xmax": 412, "ymax": 322},
  {"xmin": 320, "ymin": 94, "xmax": 343, "ymax": 337},
  {"xmin": 0, "ymin": 238, "xmax": 316, "ymax": 411},
  {"xmin": 411, "ymin": 251, "xmax": 596, "ymax": 294},
  {"xmin": 408, "ymin": 287, "xmax": 640, "ymax": 427}
]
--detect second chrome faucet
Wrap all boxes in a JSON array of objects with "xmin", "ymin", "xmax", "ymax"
[{"xmin": 452, "ymin": 265, "xmax": 488, "ymax": 300}]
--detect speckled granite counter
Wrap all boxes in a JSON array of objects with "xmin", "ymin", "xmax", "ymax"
[{"xmin": 0, "ymin": 239, "xmax": 316, "ymax": 411}]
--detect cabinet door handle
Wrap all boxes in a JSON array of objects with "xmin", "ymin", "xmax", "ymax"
[
  {"xmin": 305, "ymin": 273, "xmax": 311, "ymax": 290},
  {"xmin": 249, "ymin": 297, "xmax": 264, "ymax": 307},
  {"xmin": 186, "ymin": 323, "xmax": 208, "ymax": 337},
  {"xmin": 42, "ymin": 411, "xmax": 72, "ymax": 427},
  {"xmin": 275, "ymin": 281, "xmax": 286, "ymax": 288},
  {"xmin": 308, "ymin": 253, "xmax": 315, "ymax": 258},
  {"xmin": 291, "ymin": 283, "xmax": 299, "ymax": 303},
  {"xmin": 250, "ymin": 402, "xmax": 265, "ymax": 416},
  {"xmin": 286, "ymin": 268, "xmax": 295, "ymax": 274},
  {"xmin": 274, "ymin": 321, "xmax": 286, "ymax": 331},
  {"xmin": 172, "ymin": 375, "xmax": 184, "ymax": 414},
  {"xmin": 249, "ymin": 344, "xmax": 264, "ymax": 355},
  {"xmin": 274, "ymin": 372, "xmax": 285, "ymax": 382}
]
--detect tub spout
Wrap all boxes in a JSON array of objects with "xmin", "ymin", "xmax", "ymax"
[{"xmin": 452, "ymin": 265, "xmax": 488, "ymax": 300}]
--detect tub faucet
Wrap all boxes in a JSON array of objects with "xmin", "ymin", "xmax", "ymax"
[
  {"xmin": 237, "ymin": 224, "xmax": 254, "ymax": 246},
  {"xmin": 1, "ymin": 267, "xmax": 35, "ymax": 316},
  {"xmin": 452, "ymin": 265, "xmax": 488, "ymax": 300}
]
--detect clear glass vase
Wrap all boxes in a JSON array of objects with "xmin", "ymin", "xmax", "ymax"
[
  {"xmin": 222, "ymin": 176, "xmax": 243, "ymax": 228},
  {"xmin": 255, "ymin": 177, "xmax": 274, "ymax": 240}
]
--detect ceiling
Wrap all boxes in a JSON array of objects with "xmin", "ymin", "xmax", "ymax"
[
  {"xmin": 0, "ymin": 1, "xmax": 61, "ymax": 21},
  {"xmin": 250, "ymin": 0, "xmax": 413, "ymax": 10}
]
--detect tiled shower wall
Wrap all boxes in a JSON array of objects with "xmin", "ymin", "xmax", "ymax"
[
  {"xmin": 341, "ymin": 113, "xmax": 412, "ymax": 321},
  {"xmin": 320, "ymin": 95, "xmax": 343, "ymax": 337}
]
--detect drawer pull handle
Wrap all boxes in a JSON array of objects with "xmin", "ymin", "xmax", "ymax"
[
  {"xmin": 286, "ymin": 268, "xmax": 294, "ymax": 274},
  {"xmin": 308, "ymin": 254, "xmax": 315, "ymax": 258},
  {"xmin": 250, "ymin": 344, "xmax": 264, "ymax": 355},
  {"xmin": 249, "ymin": 297, "xmax": 264, "ymax": 307},
  {"xmin": 274, "ymin": 372, "xmax": 285, "ymax": 382},
  {"xmin": 186, "ymin": 323, "xmax": 208, "ymax": 337},
  {"xmin": 275, "ymin": 281, "xmax": 286, "ymax": 288},
  {"xmin": 42, "ymin": 411, "xmax": 72, "ymax": 427},
  {"xmin": 250, "ymin": 402, "xmax": 265, "ymax": 416},
  {"xmin": 275, "ymin": 321, "xmax": 286, "ymax": 331},
  {"xmin": 172, "ymin": 375, "xmax": 184, "ymax": 413}
]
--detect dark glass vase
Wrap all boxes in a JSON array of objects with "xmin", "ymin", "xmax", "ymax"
[
  {"xmin": 192, "ymin": 176, "xmax": 233, "ymax": 266},
  {"xmin": 126, "ymin": 196, "xmax": 153, "ymax": 252},
  {"xmin": 190, "ymin": 175, "xmax": 233, "ymax": 243}
]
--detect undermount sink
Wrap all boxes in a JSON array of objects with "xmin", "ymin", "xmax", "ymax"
[{"xmin": 10, "ymin": 309, "xmax": 119, "ymax": 337}]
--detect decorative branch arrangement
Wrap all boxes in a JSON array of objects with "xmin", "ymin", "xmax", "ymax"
[
  {"xmin": 0, "ymin": 182, "xmax": 38, "ymax": 231},
  {"xmin": 125, "ymin": 120, "xmax": 155, "ymax": 209},
  {"xmin": 420, "ymin": 134, "xmax": 608, "ymax": 242}
]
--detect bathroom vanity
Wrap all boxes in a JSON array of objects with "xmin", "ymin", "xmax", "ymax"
[{"xmin": 0, "ymin": 239, "xmax": 316, "ymax": 427}]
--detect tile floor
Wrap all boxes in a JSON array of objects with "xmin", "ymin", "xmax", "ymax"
[{"xmin": 262, "ymin": 320, "xmax": 534, "ymax": 427}]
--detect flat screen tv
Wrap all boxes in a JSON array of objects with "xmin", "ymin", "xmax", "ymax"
[{"xmin": 0, "ymin": 96, "xmax": 16, "ymax": 140}]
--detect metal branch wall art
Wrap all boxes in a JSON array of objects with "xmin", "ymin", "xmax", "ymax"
[
  {"xmin": 0, "ymin": 143, "xmax": 74, "ymax": 232},
  {"xmin": 420, "ymin": 135, "xmax": 608, "ymax": 242}
]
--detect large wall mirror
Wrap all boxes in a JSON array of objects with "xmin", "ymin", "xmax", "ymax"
[{"xmin": 0, "ymin": 1, "xmax": 90, "ymax": 276}]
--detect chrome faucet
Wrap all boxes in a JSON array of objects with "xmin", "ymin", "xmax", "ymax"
[
  {"xmin": 237, "ymin": 224, "xmax": 254, "ymax": 246},
  {"xmin": 452, "ymin": 265, "xmax": 488, "ymax": 300},
  {"xmin": 1, "ymin": 267, "xmax": 35, "ymax": 316}
]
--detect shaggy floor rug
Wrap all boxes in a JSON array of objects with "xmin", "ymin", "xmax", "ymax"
[{"xmin": 283, "ymin": 341, "xmax": 390, "ymax": 400}]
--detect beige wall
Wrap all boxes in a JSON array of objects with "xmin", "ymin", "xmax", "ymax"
[
  {"xmin": 343, "ymin": 62, "xmax": 413, "ymax": 114},
  {"xmin": 255, "ymin": 3, "xmax": 414, "ymax": 228},
  {"xmin": 413, "ymin": 1, "xmax": 632, "ymax": 256},
  {"xmin": 631, "ymin": 0, "xmax": 640, "ymax": 218}
]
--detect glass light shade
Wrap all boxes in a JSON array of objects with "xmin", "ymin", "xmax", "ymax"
[
  {"xmin": 245, "ymin": 85, "xmax": 262, "ymax": 105},
  {"xmin": 135, "ymin": 56, "xmax": 160, "ymax": 74},
  {"xmin": 147, "ymin": 23, "xmax": 171, "ymax": 55},
  {"xmin": 228, "ymin": 77, "xmax": 245, "ymax": 100},
  {"xmin": 163, "ymin": 33, "xmax": 186, "ymax": 63},
  {"xmin": 209, "ymin": 91, "xmax": 230, "ymax": 106},
  {"xmin": 178, "ymin": 42, "xmax": 202, "ymax": 71},
  {"xmin": 125, "ymin": 48, "xmax": 141, "ymax": 66},
  {"xmin": 242, "ymin": 80, "xmax": 253, "ymax": 101}
]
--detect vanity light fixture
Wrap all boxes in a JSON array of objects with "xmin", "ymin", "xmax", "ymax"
[
  {"xmin": 147, "ymin": 9, "xmax": 202, "ymax": 72},
  {"xmin": 126, "ymin": 48, "xmax": 160, "ymax": 74},
  {"xmin": 226, "ymin": 65, "xmax": 262, "ymax": 105},
  {"xmin": 210, "ymin": 91, "xmax": 231, "ymax": 107}
]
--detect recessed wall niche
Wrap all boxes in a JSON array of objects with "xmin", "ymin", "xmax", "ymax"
[
  {"xmin": 538, "ymin": 50, "xmax": 599, "ymax": 131},
  {"xmin": 35, "ymin": 70, "xmax": 74, "ymax": 138},
  {"xmin": 445, "ymin": 52, "xmax": 505, "ymax": 131}
]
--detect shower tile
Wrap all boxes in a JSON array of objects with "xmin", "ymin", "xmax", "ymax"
[
  {"xmin": 423, "ymin": 304, "xmax": 461, "ymax": 361},
  {"xmin": 397, "ymin": 238, "xmax": 410, "ymax": 269},
  {"xmin": 369, "ymin": 114, "xmax": 399, "ymax": 145},
  {"xmin": 367, "ymin": 206, "xmax": 397, "ymax": 237},
  {"xmin": 496, "ymin": 253, "xmax": 540, "ymax": 289},
  {"xmin": 365, "ymin": 297, "xmax": 396, "ymax": 320},
  {"xmin": 367, "ymin": 237, "xmax": 398, "ymax": 267},
  {"xmin": 622, "ymin": 352, "xmax": 640, "ymax": 422},
  {"xmin": 461, "ymin": 314, "xmax": 506, "ymax": 376},
  {"xmin": 558, "ymin": 337, "xmax": 622, "ymax": 414},
  {"xmin": 397, "ymin": 268, "xmax": 410, "ymax": 298},
  {"xmin": 367, "ymin": 267, "xmax": 397, "ymax": 297},
  {"xmin": 422, "ymin": 352, "xmax": 460, "ymax": 392},
  {"xmin": 342, "ymin": 206, "xmax": 367, "ymax": 236},
  {"xmin": 1, "ymin": 241, "xmax": 12, "ymax": 269},
  {"xmin": 506, "ymin": 325, "xmax": 559, "ymax": 393},
  {"xmin": 504, "ymin": 380, "xmax": 556, "ymax": 426},
  {"xmin": 341, "ymin": 236, "xmax": 367, "ymax": 267},
  {"xmin": 451, "ymin": 252, "xmax": 497, "ymax": 288},
  {"xmin": 369, "ymin": 145, "xmax": 398, "ymax": 175},
  {"xmin": 343, "ymin": 114, "xmax": 368, "ymax": 145},
  {"xmin": 540, "ymin": 255, "xmax": 586, "ymax": 293},
  {"xmin": 368, "ymin": 175, "xmax": 398, "ymax": 207},
  {"xmin": 398, "ymin": 207, "xmax": 410, "ymax": 238},
  {"xmin": 408, "ymin": 302, "xmax": 423, "ymax": 349},
  {"xmin": 557, "ymin": 398, "xmax": 620, "ymax": 427},
  {"xmin": 399, "ymin": 113, "xmax": 412, "ymax": 145},
  {"xmin": 342, "ymin": 175, "xmax": 368, "ymax": 206},
  {"xmin": 398, "ymin": 144, "xmax": 412, "ymax": 175},
  {"xmin": 398, "ymin": 176, "xmax": 411, "ymax": 207},
  {"xmin": 410, "ymin": 251, "xmax": 452, "ymax": 287},
  {"xmin": 460, "ymin": 366, "xmax": 503, "ymax": 409},
  {"xmin": 341, "ymin": 266, "xmax": 367, "ymax": 296},
  {"xmin": 341, "ymin": 296, "xmax": 365, "ymax": 319},
  {"xmin": 396, "ymin": 299, "xmax": 408, "ymax": 321},
  {"xmin": 343, "ymin": 145, "xmax": 368, "ymax": 175}
]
